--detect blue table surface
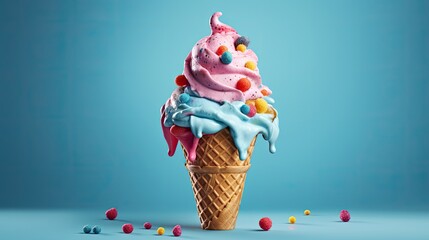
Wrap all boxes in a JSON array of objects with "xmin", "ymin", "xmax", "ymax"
[{"xmin": 0, "ymin": 209, "xmax": 428, "ymax": 239}]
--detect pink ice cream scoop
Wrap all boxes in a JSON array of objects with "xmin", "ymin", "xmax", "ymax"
[{"xmin": 183, "ymin": 12, "xmax": 271, "ymax": 102}]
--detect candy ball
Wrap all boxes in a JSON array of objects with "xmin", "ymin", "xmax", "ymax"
[
  {"xmin": 247, "ymin": 104, "xmax": 256, "ymax": 117},
  {"xmin": 304, "ymin": 209, "xmax": 311, "ymax": 216},
  {"xmin": 235, "ymin": 36, "xmax": 250, "ymax": 47},
  {"xmin": 220, "ymin": 51, "xmax": 233, "ymax": 64},
  {"xmin": 175, "ymin": 75, "xmax": 188, "ymax": 86},
  {"xmin": 289, "ymin": 216, "xmax": 296, "ymax": 224},
  {"xmin": 245, "ymin": 61, "xmax": 257, "ymax": 70},
  {"xmin": 157, "ymin": 227, "xmax": 165, "ymax": 235},
  {"xmin": 236, "ymin": 78, "xmax": 251, "ymax": 92},
  {"xmin": 83, "ymin": 225, "xmax": 92, "ymax": 234},
  {"xmin": 179, "ymin": 93, "xmax": 190, "ymax": 103},
  {"xmin": 261, "ymin": 89, "xmax": 270, "ymax": 96},
  {"xmin": 92, "ymin": 225, "xmax": 101, "ymax": 234},
  {"xmin": 246, "ymin": 99, "xmax": 256, "ymax": 106},
  {"xmin": 122, "ymin": 223, "xmax": 134, "ymax": 234},
  {"xmin": 105, "ymin": 208, "xmax": 117, "ymax": 220},
  {"xmin": 216, "ymin": 45, "xmax": 228, "ymax": 56},
  {"xmin": 255, "ymin": 98, "xmax": 268, "ymax": 113},
  {"xmin": 240, "ymin": 104, "xmax": 250, "ymax": 115},
  {"xmin": 340, "ymin": 210, "xmax": 351, "ymax": 222},
  {"xmin": 259, "ymin": 217, "xmax": 272, "ymax": 231},
  {"xmin": 236, "ymin": 44, "xmax": 246, "ymax": 52},
  {"xmin": 143, "ymin": 222, "xmax": 152, "ymax": 229},
  {"xmin": 172, "ymin": 225, "xmax": 182, "ymax": 237}
]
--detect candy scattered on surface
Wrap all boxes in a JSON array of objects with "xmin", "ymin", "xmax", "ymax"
[
  {"xmin": 240, "ymin": 104, "xmax": 251, "ymax": 115},
  {"xmin": 236, "ymin": 78, "xmax": 251, "ymax": 92},
  {"xmin": 143, "ymin": 222, "xmax": 152, "ymax": 229},
  {"xmin": 234, "ymin": 36, "xmax": 250, "ymax": 47},
  {"xmin": 236, "ymin": 44, "xmax": 246, "ymax": 52},
  {"xmin": 255, "ymin": 98, "xmax": 268, "ymax": 113},
  {"xmin": 261, "ymin": 89, "xmax": 270, "ymax": 96},
  {"xmin": 247, "ymin": 104, "xmax": 256, "ymax": 117},
  {"xmin": 157, "ymin": 227, "xmax": 165, "ymax": 235},
  {"xmin": 304, "ymin": 209, "xmax": 311, "ymax": 215},
  {"xmin": 92, "ymin": 225, "xmax": 101, "ymax": 234},
  {"xmin": 172, "ymin": 225, "xmax": 182, "ymax": 237},
  {"xmin": 216, "ymin": 45, "xmax": 228, "ymax": 56},
  {"xmin": 122, "ymin": 223, "xmax": 134, "ymax": 234},
  {"xmin": 179, "ymin": 93, "xmax": 191, "ymax": 103},
  {"xmin": 105, "ymin": 208, "xmax": 117, "ymax": 220},
  {"xmin": 259, "ymin": 217, "xmax": 272, "ymax": 231},
  {"xmin": 220, "ymin": 51, "xmax": 233, "ymax": 64},
  {"xmin": 245, "ymin": 61, "xmax": 256, "ymax": 70},
  {"xmin": 289, "ymin": 216, "xmax": 296, "ymax": 224},
  {"xmin": 340, "ymin": 210, "xmax": 351, "ymax": 222},
  {"xmin": 175, "ymin": 75, "xmax": 188, "ymax": 87},
  {"xmin": 83, "ymin": 225, "xmax": 91, "ymax": 234}
]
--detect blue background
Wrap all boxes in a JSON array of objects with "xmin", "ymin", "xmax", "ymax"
[{"xmin": 1, "ymin": 0, "xmax": 428, "ymax": 214}]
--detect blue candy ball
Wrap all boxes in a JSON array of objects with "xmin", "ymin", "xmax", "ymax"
[
  {"xmin": 83, "ymin": 225, "xmax": 92, "ymax": 234},
  {"xmin": 234, "ymin": 36, "xmax": 250, "ymax": 47},
  {"xmin": 92, "ymin": 225, "xmax": 101, "ymax": 234},
  {"xmin": 240, "ymin": 104, "xmax": 251, "ymax": 115},
  {"xmin": 179, "ymin": 93, "xmax": 190, "ymax": 103},
  {"xmin": 220, "ymin": 51, "xmax": 233, "ymax": 64}
]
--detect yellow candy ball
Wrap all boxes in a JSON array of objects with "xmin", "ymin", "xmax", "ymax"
[
  {"xmin": 304, "ymin": 210, "xmax": 311, "ymax": 215},
  {"xmin": 157, "ymin": 227, "xmax": 165, "ymax": 235},
  {"xmin": 289, "ymin": 216, "xmax": 296, "ymax": 224},
  {"xmin": 245, "ymin": 61, "xmax": 256, "ymax": 70},
  {"xmin": 236, "ymin": 44, "xmax": 247, "ymax": 52},
  {"xmin": 255, "ymin": 98, "xmax": 268, "ymax": 113}
]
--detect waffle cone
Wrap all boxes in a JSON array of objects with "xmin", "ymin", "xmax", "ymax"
[{"xmin": 182, "ymin": 127, "xmax": 257, "ymax": 230}]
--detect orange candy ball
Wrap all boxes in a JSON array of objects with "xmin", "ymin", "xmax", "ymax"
[
  {"xmin": 175, "ymin": 75, "xmax": 188, "ymax": 86},
  {"xmin": 261, "ymin": 89, "xmax": 270, "ymax": 96},
  {"xmin": 236, "ymin": 78, "xmax": 251, "ymax": 92},
  {"xmin": 216, "ymin": 45, "xmax": 228, "ymax": 56},
  {"xmin": 246, "ymin": 99, "xmax": 256, "ymax": 106}
]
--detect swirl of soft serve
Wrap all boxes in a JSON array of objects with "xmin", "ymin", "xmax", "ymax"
[{"xmin": 183, "ymin": 12, "xmax": 271, "ymax": 103}]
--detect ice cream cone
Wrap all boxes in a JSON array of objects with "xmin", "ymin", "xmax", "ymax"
[
  {"xmin": 183, "ymin": 127, "xmax": 257, "ymax": 230},
  {"xmin": 160, "ymin": 12, "xmax": 280, "ymax": 231}
]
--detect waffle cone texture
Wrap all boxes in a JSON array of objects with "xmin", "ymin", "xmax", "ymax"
[{"xmin": 183, "ymin": 128, "xmax": 257, "ymax": 230}]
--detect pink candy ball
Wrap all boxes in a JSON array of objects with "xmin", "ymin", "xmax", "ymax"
[
  {"xmin": 122, "ymin": 223, "xmax": 134, "ymax": 234},
  {"xmin": 259, "ymin": 217, "xmax": 272, "ymax": 231},
  {"xmin": 247, "ymin": 104, "xmax": 257, "ymax": 117},
  {"xmin": 340, "ymin": 210, "xmax": 351, "ymax": 222},
  {"xmin": 172, "ymin": 225, "xmax": 182, "ymax": 237},
  {"xmin": 105, "ymin": 208, "xmax": 117, "ymax": 220},
  {"xmin": 143, "ymin": 222, "xmax": 152, "ymax": 229}
]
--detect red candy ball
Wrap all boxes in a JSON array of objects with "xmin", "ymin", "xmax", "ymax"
[
  {"xmin": 175, "ymin": 75, "xmax": 188, "ymax": 86},
  {"xmin": 144, "ymin": 222, "xmax": 152, "ymax": 229},
  {"xmin": 236, "ymin": 78, "xmax": 251, "ymax": 92},
  {"xmin": 122, "ymin": 223, "xmax": 134, "ymax": 234},
  {"xmin": 247, "ymin": 104, "xmax": 256, "ymax": 117},
  {"xmin": 172, "ymin": 225, "xmax": 182, "ymax": 237},
  {"xmin": 259, "ymin": 217, "xmax": 272, "ymax": 231},
  {"xmin": 105, "ymin": 208, "xmax": 117, "ymax": 220},
  {"xmin": 340, "ymin": 210, "xmax": 351, "ymax": 222},
  {"xmin": 216, "ymin": 45, "xmax": 228, "ymax": 56}
]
